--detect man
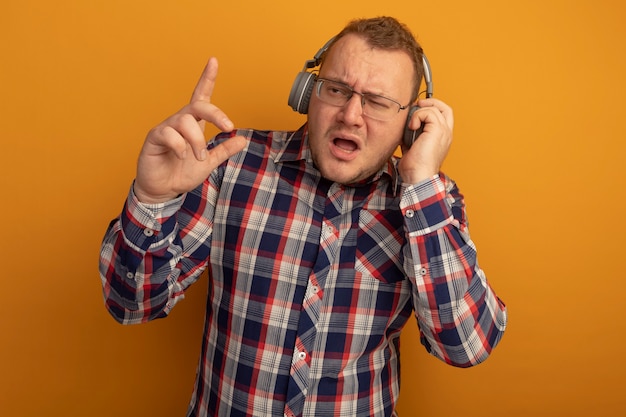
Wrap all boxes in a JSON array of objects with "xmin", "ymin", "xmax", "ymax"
[{"xmin": 99, "ymin": 16, "xmax": 507, "ymax": 417}]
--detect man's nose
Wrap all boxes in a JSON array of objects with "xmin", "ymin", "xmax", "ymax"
[{"xmin": 339, "ymin": 93, "xmax": 365, "ymax": 124}]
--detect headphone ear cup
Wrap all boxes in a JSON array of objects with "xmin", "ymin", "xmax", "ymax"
[
  {"xmin": 288, "ymin": 72, "xmax": 317, "ymax": 114},
  {"xmin": 403, "ymin": 106, "xmax": 423, "ymax": 148}
]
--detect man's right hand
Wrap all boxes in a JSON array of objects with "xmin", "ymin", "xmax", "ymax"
[{"xmin": 134, "ymin": 57, "xmax": 247, "ymax": 204}]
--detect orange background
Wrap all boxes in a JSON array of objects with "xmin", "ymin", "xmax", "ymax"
[{"xmin": 2, "ymin": 1, "xmax": 625, "ymax": 416}]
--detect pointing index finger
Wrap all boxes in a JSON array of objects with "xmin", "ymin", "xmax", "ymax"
[
  {"xmin": 187, "ymin": 57, "xmax": 235, "ymax": 132},
  {"xmin": 190, "ymin": 57, "xmax": 219, "ymax": 103}
]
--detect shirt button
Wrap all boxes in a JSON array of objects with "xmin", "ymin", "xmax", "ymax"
[
  {"xmin": 143, "ymin": 228, "xmax": 154, "ymax": 237},
  {"xmin": 126, "ymin": 272, "xmax": 134, "ymax": 279},
  {"xmin": 312, "ymin": 286, "xmax": 319, "ymax": 293},
  {"xmin": 419, "ymin": 267, "xmax": 427, "ymax": 276},
  {"xmin": 298, "ymin": 351, "xmax": 307, "ymax": 360},
  {"xmin": 405, "ymin": 209, "xmax": 415, "ymax": 218}
]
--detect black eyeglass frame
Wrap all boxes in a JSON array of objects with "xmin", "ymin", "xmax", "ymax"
[{"xmin": 314, "ymin": 77, "xmax": 411, "ymax": 120}]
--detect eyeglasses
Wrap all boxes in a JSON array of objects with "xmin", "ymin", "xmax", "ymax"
[{"xmin": 314, "ymin": 77, "xmax": 409, "ymax": 121}]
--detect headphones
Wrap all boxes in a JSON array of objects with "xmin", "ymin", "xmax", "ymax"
[{"xmin": 287, "ymin": 37, "xmax": 433, "ymax": 148}]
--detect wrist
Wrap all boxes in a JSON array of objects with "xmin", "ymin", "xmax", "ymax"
[
  {"xmin": 399, "ymin": 168, "xmax": 438, "ymax": 185},
  {"xmin": 133, "ymin": 182, "xmax": 179, "ymax": 204}
]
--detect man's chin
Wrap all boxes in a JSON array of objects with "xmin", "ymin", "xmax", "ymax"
[
  {"xmin": 317, "ymin": 162, "xmax": 373, "ymax": 185},
  {"xmin": 312, "ymin": 147, "xmax": 376, "ymax": 185}
]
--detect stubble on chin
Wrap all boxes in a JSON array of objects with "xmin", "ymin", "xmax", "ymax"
[{"xmin": 311, "ymin": 146, "xmax": 395, "ymax": 185}]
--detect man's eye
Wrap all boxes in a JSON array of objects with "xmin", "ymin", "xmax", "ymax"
[
  {"xmin": 367, "ymin": 97, "xmax": 392, "ymax": 109},
  {"xmin": 328, "ymin": 85, "xmax": 349, "ymax": 96}
]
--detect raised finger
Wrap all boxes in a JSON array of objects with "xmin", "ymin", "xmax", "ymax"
[
  {"xmin": 205, "ymin": 135, "xmax": 248, "ymax": 168},
  {"xmin": 187, "ymin": 100, "xmax": 235, "ymax": 133},
  {"xmin": 190, "ymin": 57, "xmax": 219, "ymax": 104}
]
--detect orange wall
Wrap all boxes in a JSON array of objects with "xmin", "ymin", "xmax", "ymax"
[{"xmin": 2, "ymin": 1, "xmax": 625, "ymax": 416}]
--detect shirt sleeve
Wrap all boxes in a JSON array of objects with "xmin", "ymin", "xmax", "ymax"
[
  {"xmin": 400, "ymin": 173, "xmax": 507, "ymax": 367},
  {"xmin": 98, "ymin": 178, "xmax": 217, "ymax": 325}
]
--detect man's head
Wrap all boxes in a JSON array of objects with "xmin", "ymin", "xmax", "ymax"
[
  {"xmin": 306, "ymin": 16, "xmax": 424, "ymax": 185},
  {"xmin": 320, "ymin": 17, "xmax": 425, "ymax": 103}
]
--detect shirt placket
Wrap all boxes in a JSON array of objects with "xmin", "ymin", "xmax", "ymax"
[{"xmin": 284, "ymin": 184, "xmax": 343, "ymax": 417}]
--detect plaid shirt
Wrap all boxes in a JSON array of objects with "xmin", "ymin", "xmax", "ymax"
[{"xmin": 99, "ymin": 124, "xmax": 507, "ymax": 417}]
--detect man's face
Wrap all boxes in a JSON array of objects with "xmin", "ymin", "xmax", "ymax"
[{"xmin": 307, "ymin": 33, "xmax": 415, "ymax": 185}]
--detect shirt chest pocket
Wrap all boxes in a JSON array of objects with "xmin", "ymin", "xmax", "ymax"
[
  {"xmin": 354, "ymin": 251, "xmax": 406, "ymax": 284},
  {"xmin": 355, "ymin": 209, "xmax": 405, "ymax": 285}
]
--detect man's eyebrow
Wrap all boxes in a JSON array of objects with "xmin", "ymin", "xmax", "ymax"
[{"xmin": 320, "ymin": 76, "xmax": 394, "ymax": 99}]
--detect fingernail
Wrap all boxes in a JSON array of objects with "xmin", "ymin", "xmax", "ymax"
[
  {"xmin": 200, "ymin": 148, "xmax": 207, "ymax": 160},
  {"xmin": 223, "ymin": 118, "xmax": 234, "ymax": 130}
]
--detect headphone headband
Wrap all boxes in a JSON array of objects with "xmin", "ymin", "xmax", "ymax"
[
  {"xmin": 300, "ymin": 37, "xmax": 335, "ymax": 71},
  {"xmin": 421, "ymin": 54, "xmax": 433, "ymax": 98}
]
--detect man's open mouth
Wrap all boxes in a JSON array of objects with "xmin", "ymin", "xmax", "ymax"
[{"xmin": 333, "ymin": 138, "xmax": 358, "ymax": 153}]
